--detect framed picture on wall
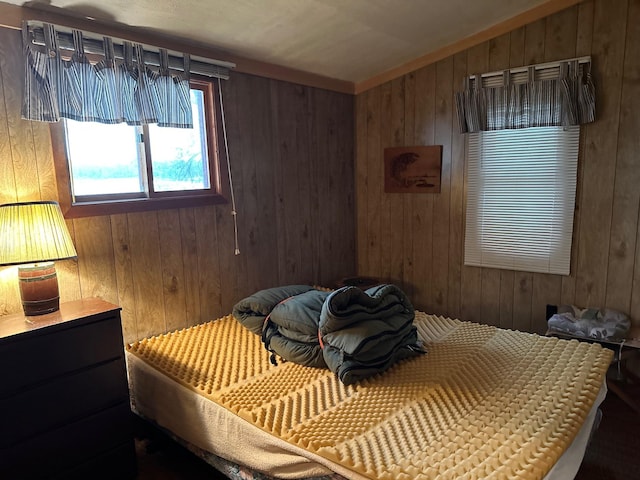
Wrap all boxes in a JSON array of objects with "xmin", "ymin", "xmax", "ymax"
[{"xmin": 384, "ymin": 145, "xmax": 442, "ymax": 193}]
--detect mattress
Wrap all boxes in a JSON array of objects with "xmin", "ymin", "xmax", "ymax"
[{"xmin": 126, "ymin": 311, "xmax": 611, "ymax": 480}]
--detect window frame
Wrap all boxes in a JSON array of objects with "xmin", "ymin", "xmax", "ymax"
[{"xmin": 51, "ymin": 76, "xmax": 228, "ymax": 218}]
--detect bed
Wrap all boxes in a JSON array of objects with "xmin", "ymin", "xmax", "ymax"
[{"xmin": 125, "ymin": 309, "xmax": 611, "ymax": 480}]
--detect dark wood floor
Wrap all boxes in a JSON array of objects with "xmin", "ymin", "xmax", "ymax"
[
  {"xmin": 134, "ymin": 382, "xmax": 640, "ymax": 480},
  {"xmin": 576, "ymin": 375, "xmax": 640, "ymax": 480}
]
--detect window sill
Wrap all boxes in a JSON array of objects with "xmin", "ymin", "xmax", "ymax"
[{"xmin": 60, "ymin": 193, "xmax": 227, "ymax": 218}]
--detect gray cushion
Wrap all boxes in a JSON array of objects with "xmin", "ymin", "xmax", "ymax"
[{"xmin": 547, "ymin": 305, "xmax": 630, "ymax": 342}]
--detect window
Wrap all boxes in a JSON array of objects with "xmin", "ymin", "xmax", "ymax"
[
  {"xmin": 51, "ymin": 78, "xmax": 226, "ymax": 218},
  {"xmin": 464, "ymin": 126, "xmax": 579, "ymax": 275}
]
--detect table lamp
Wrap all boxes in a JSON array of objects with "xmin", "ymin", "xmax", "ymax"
[{"xmin": 0, "ymin": 201, "xmax": 77, "ymax": 316}]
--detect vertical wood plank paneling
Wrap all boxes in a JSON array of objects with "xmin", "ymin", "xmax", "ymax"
[
  {"xmin": 334, "ymin": 92, "xmax": 356, "ymax": 283},
  {"xmin": 531, "ymin": 273, "xmax": 561, "ymax": 335},
  {"xmin": 432, "ymin": 58, "xmax": 453, "ymax": 316},
  {"xmin": 310, "ymin": 88, "xmax": 329, "ymax": 283},
  {"xmin": 628, "ymin": 0, "xmax": 640, "ymax": 325},
  {"xmin": 0, "ymin": 29, "xmax": 19, "ymax": 314},
  {"xmin": 218, "ymin": 72, "xmax": 250, "ymax": 304},
  {"xmin": 356, "ymin": 92, "xmax": 369, "ymax": 276},
  {"xmin": 74, "ymin": 216, "xmax": 118, "ymax": 304},
  {"xmin": 562, "ymin": 1, "xmax": 595, "ymax": 306},
  {"xmin": 291, "ymin": 83, "xmax": 314, "ymax": 284},
  {"xmin": 156, "ymin": 210, "xmax": 188, "ymax": 331},
  {"xmin": 128, "ymin": 212, "xmax": 166, "ymax": 338},
  {"xmin": 365, "ymin": 87, "xmax": 382, "ymax": 279},
  {"xmin": 544, "ymin": 5, "xmax": 579, "ymax": 61},
  {"xmin": 402, "ymin": 72, "xmax": 416, "ymax": 298},
  {"xmin": 55, "ymin": 219, "xmax": 82, "ymax": 304},
  {"xmin": 55, "ymin": 257, "xmax": 82, "ymax": 308},
  {"xmin": 524, "ymin": 19, "xmax": 546, "ymax": 65},
  {"xmin": 391, "ymin": 78, "xmax": 407, "ymax": 287},
  {"xmin": 576, "ymin": 1, "xmax": 595, "ymax": 55},
  {"xmin": 575, "ymin": 0, "xmax": 627, "ymax": 308},
  {"xmin": 498, "ymin": 271, "xmax": 515, "ymax": 329},
  {"xmin": 412, "ymin": 65, "xmax": 436, "ymax": 311},
  {"xmin": 248, "ymin": 74, "xmax": 279, "ymax": 291},
  {"xmin": 269, "ymin": 81, "xmax": 290, "ymax": 284},
  {"xmin": 195, "ymin": 206, "xmax": 222, "ymax": 322},
  {"xmin": 213, "ymin": 76, "xmax": 244, "ymax": 311},
  {"xmin": 448, "ymin": 51, "xmax": 467, "ymax": 321},
  {"xmin": 32, "ymin": 121, "xmax": 58, "ymax": 201},
  {"xmin": 110, "ymin": 214, "xmax": 137, "ymax": 342},
  {"xmin": 386, "ymin": 77, "xmax": 406, "ymax": 285},
  {"xmin": 378, "ymin": 81, "xmax": 394, "ymax": 284},
  {"xmin": 509, "ymin": 27, "xmax": 526, "ymax": 69},
  {"xmin": 216, "ymin": 205, "xmax": 242, "ymax": 314},
  {"xmin": 320, "ymin": 90, "xmax": 355, "ymax": 285},
  {"xmin": 489, "ymin": 33, "xmax": 511, "ymax": 68},
  {"xmin": 271, "ymin": 81, "xmax": 306, "ymax": 284},
  {"xmin": 0, "ymin": 29, "xmax": 38, "ymax": 202},
  {"xmin": 294, "ymin": 87, "xmax": 315, "ymax": 285},
  {"xmin": 0, "ymin": 29, "xmax": 17, "ymax": 204},
  {"xmin": 460, "ymin": 42, "xmax": 489, "ymax": 323},
  {"xmin": 178, "ymin": 208, "xmax": 202, "ymax": 326},
  {"xmin": 512, "ymin": 272, "xmax": 533, "ymax": 333},
  {"xmin": 633, "ymin": 218, "xmax": 640, "ymax": 324},
  {"xmin": 607, "ymin": 0, "xmax": 640, "ymax": 316}
]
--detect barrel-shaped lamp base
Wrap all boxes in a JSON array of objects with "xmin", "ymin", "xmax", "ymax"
[{"xmin": 18, "ymin": 262, "xmax": 60, "ymax": 316}]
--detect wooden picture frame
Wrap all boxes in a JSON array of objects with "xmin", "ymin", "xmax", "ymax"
[{"xmin": 384, "ymin": 145, "xmax": 442, "ymax": 193}]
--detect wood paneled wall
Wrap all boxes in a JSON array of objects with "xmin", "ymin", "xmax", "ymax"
[
  {"xmin": 0, "ymin": 27, "xmax": 355, "ymax": 343},
  {"xmin": 356, "ymin": 0, "xmax": 640, "ymax": 334}
]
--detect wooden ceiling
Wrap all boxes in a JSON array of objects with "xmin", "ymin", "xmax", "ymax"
[{"xmin": 0, "ymin": 0, "xmax": 582, "ymax": 93}]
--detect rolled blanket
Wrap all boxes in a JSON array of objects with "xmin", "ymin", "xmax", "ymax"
[
  {"xmin": 233, "ymin": 284, "xmax": 425, "ymax": 383},
  {"xmin": 232, "ymin": 285, "xmax": 329, "ymax": 368},
  {"xmin": 320, "ymin": 284, "xmax": 425, "ymax": 385},
  {"xmin": 232, "ymin": 285, "xmax": 315, "ymax": 335}
]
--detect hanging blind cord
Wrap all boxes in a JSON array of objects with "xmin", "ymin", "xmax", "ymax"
[{"xmin": 217, "ymin": 77, "xmax": 240, "ymax": 255}]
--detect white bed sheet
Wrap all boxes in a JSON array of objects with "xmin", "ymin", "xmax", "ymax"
[{"xmin": 125, "ymin": 351, "xmax": 607, "ymax": 480}]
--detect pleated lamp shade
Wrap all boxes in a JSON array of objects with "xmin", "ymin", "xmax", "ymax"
[{"xmin": 0, "ymin": 201, "xmax": 77, "ymax": 316}]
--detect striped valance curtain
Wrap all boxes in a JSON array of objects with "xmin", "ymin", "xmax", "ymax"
[
  {"xmin": 455, "ymin": 59, "xmax": 596, "ymax": 133},
  {"xmin": 22, "ymin": 23, "xmax": 197, "ymax": 128}
]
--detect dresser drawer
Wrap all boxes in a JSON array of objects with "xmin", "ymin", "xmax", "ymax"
[
  {"xmin": 0, "ymin": 299, "xmax": 135, "ymax": 479},
  {"xmin": 1, "ymin": 358, "xmax": 130, "ymax": 448},
  {"xmin": 0, "ymin": 315, "xmax": 124, "ymax": 396},
  {"xmin": 0, "ymin": 401, "xmax": 133, "ymax": 479}
]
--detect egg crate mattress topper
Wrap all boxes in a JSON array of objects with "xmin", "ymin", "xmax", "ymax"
[{"xmin": 127, "ymin": 311, "xmax": 612, "ymax": 480}]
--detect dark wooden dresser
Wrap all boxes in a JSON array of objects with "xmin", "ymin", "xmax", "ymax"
[{"xmin": 0, "ymin": 298, "xmax": 136, "ymax": 479}]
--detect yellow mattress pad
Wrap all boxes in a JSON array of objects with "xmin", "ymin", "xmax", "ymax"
[{"xmin": 127, "ymin": 311, "xmax": 612, "ymax": 480}]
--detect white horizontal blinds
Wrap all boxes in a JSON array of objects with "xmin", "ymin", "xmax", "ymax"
[{"xmin": 464, "ymin": 126, "xmax": 579, "ymax": 274}]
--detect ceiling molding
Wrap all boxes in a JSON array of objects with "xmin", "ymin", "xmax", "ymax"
[{"xmin": 353, "ymin": 0, "xmax": 585, "ymax": 94}]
